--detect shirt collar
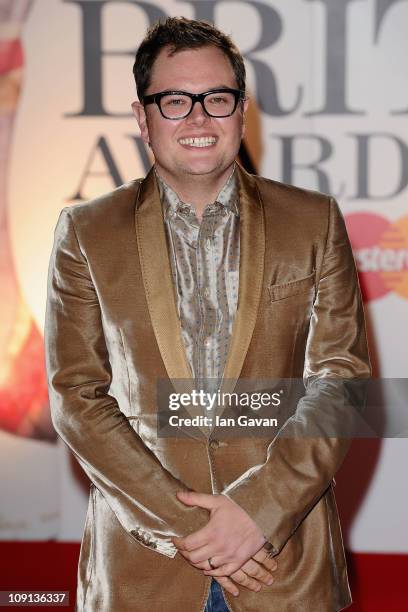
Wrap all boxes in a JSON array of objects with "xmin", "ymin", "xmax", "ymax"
[{"xmin": 155, "ymin": 164, "xmax": 240, "ymax": 219}]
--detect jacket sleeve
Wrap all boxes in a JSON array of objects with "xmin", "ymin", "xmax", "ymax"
[
  {"xmin": 222, "ymin": 197, "xmax": 371, "ymax": 556},
  {"xmin": 44, "ymin": 207, "xmax": 208, "ymax": 558}
]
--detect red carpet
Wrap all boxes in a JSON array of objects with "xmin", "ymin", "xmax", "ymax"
[{"xmin": 0, "ymin": 543, "xmax": 406, "ymax": 610}]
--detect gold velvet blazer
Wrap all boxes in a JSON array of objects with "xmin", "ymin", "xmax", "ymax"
[{"xmin": 44, "ymin": 163, "xmax": 370, "ymax": 612}]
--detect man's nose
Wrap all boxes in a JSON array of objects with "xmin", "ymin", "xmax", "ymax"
[{"xmin": 186, "ymin": 100, "xmax": 209, "ymax": 125}]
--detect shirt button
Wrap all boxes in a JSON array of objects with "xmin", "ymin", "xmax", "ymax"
[
  {"xmin": 203, "ymin": 287, "xmax": 210, "ymax": 299},
  {"xmin": 204, "ymin": 338, "xmax": 211, "ymax": 348},
  {"xmin": 209, "ymin": 439, "xmax": 219, "ymax": 450}
]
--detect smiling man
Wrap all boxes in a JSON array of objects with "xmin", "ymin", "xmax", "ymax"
[
  {"xmin": 45, "ymin": 16, "xmax": 370, "ymax": 612},
  {"xmin": 132, "ymin": 42, "xmax": 246, "ymax": 211}
]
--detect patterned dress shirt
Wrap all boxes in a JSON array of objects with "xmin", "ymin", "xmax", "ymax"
[{"xmin": 156, "ymin": 166, "xmax": 240, "ymax": 399}]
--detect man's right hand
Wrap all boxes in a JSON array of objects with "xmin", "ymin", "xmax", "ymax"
[{"xmin": 213, "ymin": 548, "xmax": 278, "ymax": 598}]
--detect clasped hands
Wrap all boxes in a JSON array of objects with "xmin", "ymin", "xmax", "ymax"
[{"xmin": 172, "ymin": 491, "xmax": 277, "ymax": 598}]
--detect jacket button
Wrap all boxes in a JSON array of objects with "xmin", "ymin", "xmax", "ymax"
[{"xmin": 209, "ymin": 439, "xmax": 219, "ymax": 450}]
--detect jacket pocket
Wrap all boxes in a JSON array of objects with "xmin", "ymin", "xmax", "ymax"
[{"xmin": 268, "ymin": 271, "xmax": 315, "ymax": 302}]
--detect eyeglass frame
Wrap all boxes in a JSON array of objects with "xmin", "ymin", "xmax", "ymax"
[{"xmin": 142, "ymin": 88, "xmax": 246, "ymax": 120}]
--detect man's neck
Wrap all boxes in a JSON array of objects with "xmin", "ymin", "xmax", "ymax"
[{"xmin": 154, "ymin": 164, "xmax": 235, "ymax": 218}]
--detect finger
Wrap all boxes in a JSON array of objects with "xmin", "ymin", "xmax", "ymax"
[
  {"xmin": 172, "ymin": 525, "xmax": 211, "ymax": 552},
  {"xmin": 252, "ymin": 549, "xmax": 278, "ymax": 572},
  {"xmin": 214, "ymin": 577, "xmax": 239, "ymax": 598},
  {"xmin": 182, "ymin": 545, "xmax": 220, "ymax": 565},
  {"xmin": 252, "ymin": 548, "xmax": 278, "ymax": 569},
  {"xmin": 176, "ymin": 491, "xmax": 218, "ymax": 510},
  {"xmin": 177, "ymin": 550, "xmax": 209, "ymax": 570},
  {"xmin": 229, "ymin": 569, "xmax": 262, "ymax": 593},
  {"xmin": 240, "ymin": 559, "xmax": 274, "ymax": 586},
  {"xmin": 203, "ymin": 562, "xmax": 240, "ymax": 577}
]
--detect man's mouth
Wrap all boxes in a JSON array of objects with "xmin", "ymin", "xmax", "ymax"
[{"xmin": 178, "ymin": 136, "xmax": 217, "ymax": 148}]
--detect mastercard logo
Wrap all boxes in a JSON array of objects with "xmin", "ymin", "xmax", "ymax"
[{"xmin": 345, "ymin": 213, "xmax": 408, "ymax": 302}]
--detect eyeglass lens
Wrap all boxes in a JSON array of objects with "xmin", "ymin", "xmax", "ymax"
[{"xmin": 159, "ymin": 92, "xmax": 237, "ymax": 118}]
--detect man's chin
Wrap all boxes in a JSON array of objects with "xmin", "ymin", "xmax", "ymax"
[
  {"xmin": 178, "ymin": 159, "xmax": 232, "ymax": 178},
  {"xmin": 155, "ymin": 156, "xmax": 235, "ymax": 182}
]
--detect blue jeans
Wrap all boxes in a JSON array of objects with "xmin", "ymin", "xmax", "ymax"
[{"xmin": 204, "ymin": 578, "xmax": 229, "ymax": 612}]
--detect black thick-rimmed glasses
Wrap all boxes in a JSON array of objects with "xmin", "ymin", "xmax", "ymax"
[{"xmin": 142, "ymin": 88, "xmax": 246, "ymax": 120}]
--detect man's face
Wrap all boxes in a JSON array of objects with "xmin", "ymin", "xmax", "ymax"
[{"xmin": 132, "ymin": 45, "xmax": 248, "ymax": 182}]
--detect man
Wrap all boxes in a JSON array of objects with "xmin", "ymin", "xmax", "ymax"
[{"xmin": 44, "ymin": 17, "xmax": 370, "ymax": 612}]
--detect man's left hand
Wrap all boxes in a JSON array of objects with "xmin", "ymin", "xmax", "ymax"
[{"xmin": 172, "ymin": 491, "xmax": 267, "ymax": 576}]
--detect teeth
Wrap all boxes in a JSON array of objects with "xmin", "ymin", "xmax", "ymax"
[{"xmin": 179, "ymin": 136, "xmax": 217, "ymax": 147}]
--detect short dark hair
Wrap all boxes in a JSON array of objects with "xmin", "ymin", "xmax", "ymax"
[{"xmin": 133, "ymin": 17, "xmax": 246, "ymax": 101}]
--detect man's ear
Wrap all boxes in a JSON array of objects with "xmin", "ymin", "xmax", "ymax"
[{"xmin": 132, "ymin": 101, "xmax": 150, "ymax": 144}]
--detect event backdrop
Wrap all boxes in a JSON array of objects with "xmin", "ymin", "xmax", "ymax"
[{"xmin": 0, "ymin": 0, "xmax": 407, "ymax": 555}]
